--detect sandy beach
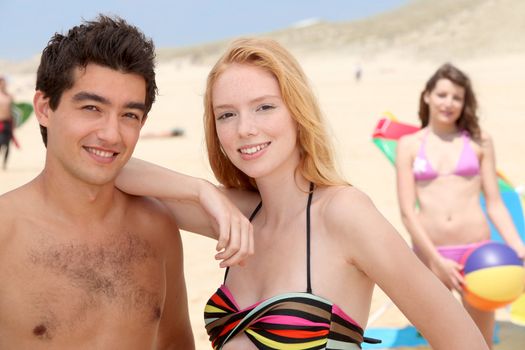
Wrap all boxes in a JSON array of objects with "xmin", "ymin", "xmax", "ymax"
[
  {"xmin": 3, "ymin": 50, "xmax": 525, "ymax": 349},
  {"xmin": 2, "ymin": 0, "xmax": 525, "ymax": 348}
]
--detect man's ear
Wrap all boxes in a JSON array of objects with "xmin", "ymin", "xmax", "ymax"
[
  {"xmin": 33, "ymin": 91, "xmax": 52, "ymax": 127},
  {"xmin": 141, "ymin": 114, "xmax": 148, "ymax": 127}
]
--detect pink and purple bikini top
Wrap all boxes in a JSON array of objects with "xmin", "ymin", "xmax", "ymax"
[{"xmin": 413, "ymin": 129, "xmax": 480, "ymax": 181}]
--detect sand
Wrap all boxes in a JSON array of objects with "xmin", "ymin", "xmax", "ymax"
[
  {"xmin": 2, "ymin": 50, "xmax": 524, "ymax": 349},
  {"xmin": 2, "ymin": 1, "xmax": 525, "ymax": 347}
]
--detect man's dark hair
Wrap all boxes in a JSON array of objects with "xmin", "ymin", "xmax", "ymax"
[{"xmin": 36, "ymin": 15, "xmax": 157, "ymax": 145}]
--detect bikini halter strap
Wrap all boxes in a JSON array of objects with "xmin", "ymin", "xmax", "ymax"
[
  {"xmin": 306, "ymin": 182, "xmax": 314, "ymax": 294},
  {"xmin": 223, "ymin": 182, "xmax": 315, "ymax": 294}
]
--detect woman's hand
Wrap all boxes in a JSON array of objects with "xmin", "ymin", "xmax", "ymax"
[
  {"xmin": 197, "ymin": 181, "xmax": 255, "ymax": 268},
  {"xmin": 430, "ymin": 257, "xmax": 464, "ymax": 292},
  {"xmin": 509, "ymin": 243, "xmax": 525, "ymax": 274},
  {"xmin": 511, "ymin": 243, "xmax": 525, "ymax": 260}
]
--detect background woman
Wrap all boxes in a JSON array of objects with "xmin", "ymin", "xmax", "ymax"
[{"xmin": 396, "ymin": 63, "xmax": 525, "ymax": 348}]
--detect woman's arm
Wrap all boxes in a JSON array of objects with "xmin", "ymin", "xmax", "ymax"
[
  {"xmin": 330, "ymin": 188, "xmax": 488, "ymax": 350},
  {"xmin": 480, "ymin": 131, "xmax": 525, "ymax": 258},
  {"xmin": 396, "ymin": 136, "xmax": 464, "ymax": 290},
  {"xmin": 116, "ymin": 158, "xmax": 254, "ymax": 267}
]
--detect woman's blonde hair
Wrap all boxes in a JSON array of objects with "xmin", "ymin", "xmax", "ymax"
[{"xmin": 204, "ymin": 38, "xmax": 347, "ymax": 191}]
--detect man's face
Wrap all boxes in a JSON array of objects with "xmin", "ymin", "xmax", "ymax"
[{"xmin": 36, "ymin": 63, "xmax": 147, "ymax": 186}]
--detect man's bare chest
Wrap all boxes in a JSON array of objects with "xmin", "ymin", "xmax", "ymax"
[{"xmin": 0, "ymin": 228, "xmax": 166, "ymax": 341}]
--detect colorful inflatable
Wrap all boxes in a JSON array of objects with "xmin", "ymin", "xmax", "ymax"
[{"xmin": 461, "ymin": 242, "xmax": 525, "ymax": 311}]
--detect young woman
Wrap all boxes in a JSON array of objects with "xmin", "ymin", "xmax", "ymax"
[
  {"xmin": 117, "ymin": 40, "xmax": 488, "ymax": 349},
  {"xmin": 396, "ymin": 63, "xmax": 525, "ymax": 348}
]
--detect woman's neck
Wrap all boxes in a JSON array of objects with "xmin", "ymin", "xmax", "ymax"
[
  {"xmin": 254, "ymin": 173, "xmax": 311, "ymax": 226},
  {"xmin": 427, "ymin": 121, "xmax": 460, "ymax": 140}
]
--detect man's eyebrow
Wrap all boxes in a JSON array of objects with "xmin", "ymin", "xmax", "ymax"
[
  {"xmin": 72, "ymin": 91, "xmax": 146, "ymax": 111},
  {"xmin": 126, "ymin": 102, "xmax": 146, "ymax": 112},
  {"xmin": 72, "ymin": 91, "xmax": 110, "ymax": 105}
]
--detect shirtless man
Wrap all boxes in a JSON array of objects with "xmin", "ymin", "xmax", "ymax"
[
  {"xmin": 0, "ymin": 16, "xmax": 252, "ymax": 349},
  {"xmin": 0, "ymin": 76, "xmax": 13, "ymax": 169}
]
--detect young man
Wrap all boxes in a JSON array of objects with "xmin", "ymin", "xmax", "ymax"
[
  {"xmin": 0, "ymin": 76, "xmax": 13, "ymax": 169},
  {"xmin": 0, "ymin": 15, "xmax": 252, "ymax": 349}
]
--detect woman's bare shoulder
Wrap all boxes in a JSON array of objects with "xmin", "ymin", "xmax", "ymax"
[
  {"xmin": 478, "ymin": 128, "xmax": 493, "ymax": 143},
  {"xmin": 318, "ymin": 185, "xmax": 378, "ymax": 233},
  {"xmin": 398, "ymin": 128, "xmax": 425, "ymax": 149}
]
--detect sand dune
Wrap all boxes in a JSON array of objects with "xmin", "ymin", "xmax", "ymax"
[{"xmin": 156, "ymin": 0, "xmax": 525, "ymax": 63}]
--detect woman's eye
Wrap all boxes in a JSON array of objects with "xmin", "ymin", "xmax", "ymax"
[
  {"xmin": 217, "ymin": 112, "xmax": 235, "ymax": 120},
  {"xmin": 257, "ymin": 104, "xmax": 275, "ymax": 112}
]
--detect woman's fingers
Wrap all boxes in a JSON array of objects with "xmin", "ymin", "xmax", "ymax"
[{"xmin": 216, "ymin": 216, "xmax": 253, "ymax": 267}]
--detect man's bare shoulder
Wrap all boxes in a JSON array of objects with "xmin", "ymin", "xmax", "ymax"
[
  {"xmin": 0, "ymin": 183, "xmax": 37, "ymax": 221},
  {"xmin": 125, "ymin": 194, "xmax": 174, "ymax": 223},
  {"xmin": 121, "ymin": 193, "xmax": 181, "ymax": 246},
  {"xmin": 0, "ymin": 182, "xmax": 41, "ymax": 246}
]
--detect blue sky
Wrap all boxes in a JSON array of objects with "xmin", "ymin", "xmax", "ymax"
[{"xmin": 0, "ymin": 0, "xmax": 408, "ymax": 61}]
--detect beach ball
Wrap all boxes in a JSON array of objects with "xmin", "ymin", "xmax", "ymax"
[{"xmin": 461, "ymin": 242, "xmax": 525, "ymax": 311}]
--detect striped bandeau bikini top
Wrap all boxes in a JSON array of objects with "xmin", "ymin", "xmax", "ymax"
[{"xmin": 204, "ymin": 183, "xmax": 381, "ymax": 349}]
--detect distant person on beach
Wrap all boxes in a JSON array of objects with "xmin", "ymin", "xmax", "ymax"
[
  {"xmin": 141, "ymin": 127, "xmax": 185, "ymax": 138},
  {"xmin": 0, "ymin": 15, "xmax": 252, "ymax": 350},
  {"xmin": 354, "ymin": 63, "xmax": 362, "ymax": 82},
  {"xmin": 396, "ymin": 63, "xmax": 525, "ymax": 348},
  {"xmin": 0, "ymin": 76, "xmax": 14, "ymax": 169},
  {"xmin": 116, "ymin": 38, "xmax": 489, "ymax": 350}
]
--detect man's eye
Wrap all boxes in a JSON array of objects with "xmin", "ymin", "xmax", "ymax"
[
  {"xmin": 83, "ymin": 105, "xmax": 99, "ymax": 111},
  {"xmin": 124, "ymin": 113, "xmax": 140, "ymax": 120}
]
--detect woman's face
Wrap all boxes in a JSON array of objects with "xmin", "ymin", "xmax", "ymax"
[
  {"xmin": 211, "ymin": 63, "xmax": 300, "ymax": 180},
  {"xmin": 424, "ymin": 78, "xmax": 466, "ymax": 125}
]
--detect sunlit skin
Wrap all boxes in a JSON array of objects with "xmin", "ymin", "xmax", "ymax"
[
  {"xmin": 213, "ymin": 63, "xmax": 300, "ymax": 184},
  {"xmin": 397, "ymin": 76, "xmax": 525, "ymax": 348},
  {"xmin": 424, "ymin": 78, "xmax": 465, "ymax": 133},
  {"xmin": 0, "ymin": 63, "xmax": 195, "ymax": 349},
  {"xmin": 112, "ymin": 55, "xmax": 490, "ymax": 349},
  {"xmin": 212, "ymin": 63, "xmax": 372, "ymax": 350},
  {"xmin": 399, "ymin": 78, "xmax": 487, "ymax": 285},
  {"xmin": 35, "ymin": 64, "xmax": 146, "ymax": 191},
  {"xmin": 210, "ymin": 65, "xmax": 487, "ymax": 350},
  {"xmin": 401, "ymin": 79, "xmax": 490, "ymax": 290}
]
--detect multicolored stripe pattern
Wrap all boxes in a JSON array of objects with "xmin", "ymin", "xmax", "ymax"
[{"xmin": 205, "ymin": 284, "xmax": 370, "ymax": 349}]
